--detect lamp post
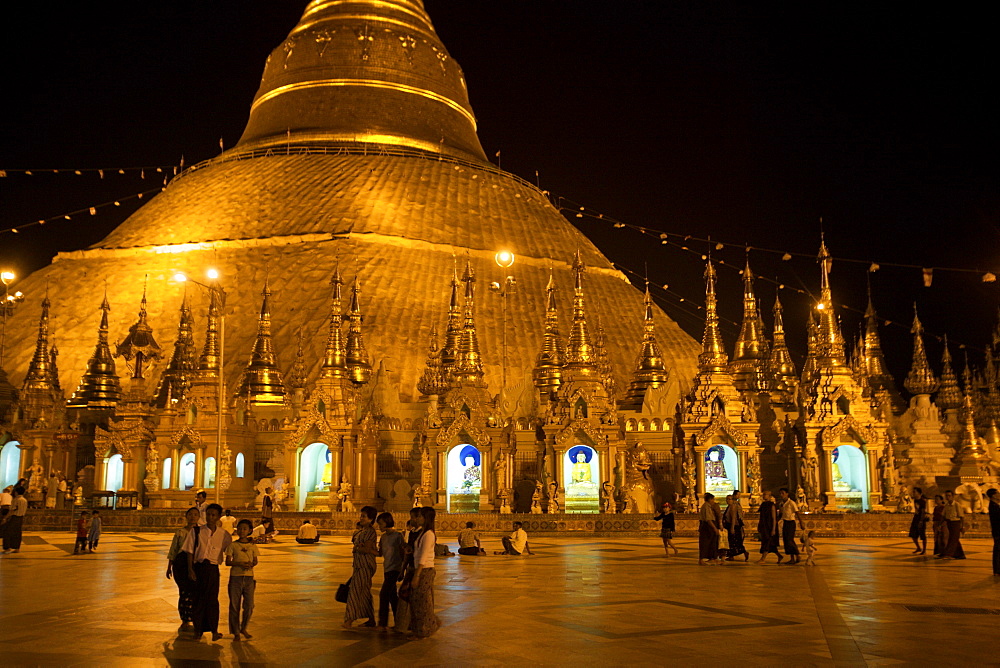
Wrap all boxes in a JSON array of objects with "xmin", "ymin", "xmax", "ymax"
[
  {"xmin": 174, "ymin": 269, "xmax": 226, "ymax": 504},
  {"xmin": 0, "ymin": 271, "xmax": 25, "ymax": 369},
  {"xmin": 489, "ymin": 251, "xmax": 516, "ymax": 419}
]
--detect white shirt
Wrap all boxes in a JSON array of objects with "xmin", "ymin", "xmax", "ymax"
[
  {"xmin": 181, "ymin": 524, "xmax": 232, "ymax": 564},
  {"xmin": 780, "ymin": 498, "xmax": 799, "ymax": 521},
  {"xmin": 414, "ymin": 529, "xmax": 436, "ymax": 569},
  {"xmin": 195, "ymin": 501, "xmax": 207, "ymax": 526},
  {"xmin": 298, "ymin": 523, "xmax": 318, "ymax": 540},
  {"xmin": 219, "ymin": 515, "xmax": 237, "ymax": 533},
  {"xmin": 0, "ymin": 491, "xmax": 12, "ymax": 507},
  {"xmin": 509, "ymin": 527, "xmax": 527, "ymax": 553}
]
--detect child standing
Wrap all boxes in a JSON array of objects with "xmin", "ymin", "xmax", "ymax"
[
  {"xmin": 376, "ymin": 512, "xmax": 404, "ymax": 630},
  {"xmin": 224, "ymin": 519, "xmax": 260, "ymax": 640},
  {"xmin": 803, "ymin": 530, "xmax": 818, "ymax": 566},
  {"xmin": 652, "ymin": 502, "xmax": 679, "ymax": 557},
  {"xmin": 88, "ymin": 509, "xmax": 102, "ymax": 552},
  {"xmin": 74, "ymin": 511, "xmax": 90, "ymax": 554}
]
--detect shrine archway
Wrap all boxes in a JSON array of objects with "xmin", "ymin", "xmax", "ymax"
[
  {"xmin": 297, "ymin": 442, "xmax": 332, "ymax": 511},
  {"xmin": 104, "ymin": 454, "xmax": 124, "ymax": 492},
  {"xmin": 179, "ymin": 453, "xmax": 196, "ymax": 490},
  {"xmin": 831, "ymin": 445, "xmax": 869, "ymax": 511},
  {"xmin": 564, "ymin": 444, "xmax": 599, "ymax": 513},
  {"xmin": 705, "ymin": 444, "xmax": 738, "ymax": 499},
  {"xmin": 0, "ymin": 441, "xmax": 21, "ymax": 490},
  {"xmin": 446, "ymin": 444, "xmax": 481, "ymax": 512}
]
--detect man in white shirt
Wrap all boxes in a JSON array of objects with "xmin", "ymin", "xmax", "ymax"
[
  {"xmin": 296, "ymin": 519, "xmax": 320, "ymax": 544},
  {"xmin": 182, "ymin": 503, "xmax": 232, "ymax": 640},
  {"xmin": 0, "ymin": 486, "xmax": 12, "ymax": 516},
  {"xmin": 2, "ymin": 487, "xmax": 28, "ymax": 553},
  {"xmin": 218, "ymin": 510, "xmax": 237, "ymax": 534},
  {"xmin": 194, "ymin": 491, "xmax": 208, "ymax": 526},
  {"xmin": 778, "ymin": 488, "xmax": 802, "ymax": 564},
  {"xmin": 497, "ymin": 521, "xmax": 530, "ymax": 556}
]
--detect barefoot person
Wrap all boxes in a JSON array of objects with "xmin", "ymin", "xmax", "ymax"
[
  {"xmin": 497, "ymin": 521, "xmax": 528, "ymax": 556},
  {"xmin": 723, "ymin": 490, "xmax": 748, "ymax": 561},
  {"xmin": 376, "ymin": 512, "xmax": 404, "ymax": 630},
  {"xmin": 778, "ymin": 488, "xmax": 802, "ymax": 565},
  {"xmin": 756, "ymin": 491, "xmax": 782, "ymax": 564},
  {"xmin": 184, "ymin": 503, "xmax": 232, "ymax": 641},
  {"xmin": 909, "ymin": 487, "xmax": 929, "ymax": 555},
  {"xmin": 652, "ymin": 502, "xmax": 678, "ymax": 556},
  {"xmin": 166, "ymin": 507, "xmax": 200, "ymax": 633},
  {"xmin": 938, "ymin": 490, "xmax": 966, "ymax": 560},
  {"xmin": 698, "ymin": 493, "xmax": 721, "ymax": 565},
  {"xmin": 410, "ymin": 506, "xmax": 441, "ymax": 638},
  {"xmin": 457, "ymin": 521, "xmax": 486, "ymax": 555},
  {"xmin": 343, "ymin": 506, "xmax": 378, "ymax": 629},
  {"xmin": 1, "ymin": 486, "xmax": 27, "ymax": 553},
  {"xmin": 225, "ymin": 519, "xmax": 260, "ymax": 640}
]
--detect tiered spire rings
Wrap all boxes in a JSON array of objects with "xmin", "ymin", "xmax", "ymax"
[
  {"xmin": 768, "ymin": 293, "xmax": 797, "ymax": 391},
  {"xmin": 22, "ymin": 294, "xmax": 56, "ymax": 394},
  {"xmin": 320, "ymin": 266, "xmax": 348, "ymax": 380},
  {"xmin": 623, "ymin": 284, "xmax": 669, "ymax": 407},
  {"xmin": 237, "ymin": 279, "xmax": 287, "ymax": 405},
  {"xmin": 154, "ymin": 292, "xmax": 197, "ymax": 407},
  {"xmin": 115, "ymin": 283, "xmax": 163, "ymax": 381},
  {"xmin": 730, "ymin": 262, "xmax": 769, "ymax": 391},
  {"xmin": 451, "ymin": 260, "xmax": 485, "ymax": 385},
  {"xmin": 345, "ymin": 279, "xmax": 372, "ymax": 385},
  {"xmin": 532, "ymin": 272, "xmax": 565, "ymax": 398},
  {"xmin": 698, "ymin": 259, "xmax": 728, "ymax": 373},
  {"xmin": 937, "ymin": 335, "xmax": 963, "ymax": 411},
  {"xmin": 564, "ymin": 250, "xmax": 599, "ymax": 378},
  {"xmin": 815, "ymin": 238, "xmax": 847, "ymax": 367},
  {"xmin": 69, "ymin": 294, "xmax": 122, "ymax": 409},
  {"xmin": 903, "ymin": 304, "xmax": 938, "ymax": 396}
]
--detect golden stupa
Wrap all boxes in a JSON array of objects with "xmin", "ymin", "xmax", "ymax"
[{"xmin": 5, "ymin": 0, "xmax": 700, "ymax": 406}]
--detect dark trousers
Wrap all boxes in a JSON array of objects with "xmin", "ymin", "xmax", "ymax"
[
  {"xmin": 2, "ymin": 515, "xmax": 24, "ymax": 550},
  {"xmin": 782, "ymin": 520, "xmax": 799, "ymax": 556},
  {"xmin": 501, "ymin": 536, "xmax": 521, "ymax": 555},
  {"xmin": 727, "ymin": 526, "xmax": 748, "ymax": 557},
  {"xmin": 295, "ymin": 537, "xmax": 320, "ymax": 544},
  {"xmin": 227, "ymin": 576, "xmax": 255, "ymax": 635},
  {"xmin": 172, "ymin": 554, "xmax": 195, "ymax": 623},
  {"xmin": 88, "ymin": 536, "xmax": 100, "ymax": 550},
  {"xmin": 458, "ymin": 546, "xmax": 481, "ymax": 555},
  {"xmin": 192, "ymin": 561, "xmax": 221, "ymax": 635},
  {"xmin": 993, "ymin": 536, "xmax": 1000, "ymax": 575},
  {"xmin": 74, "ymin": 537, "xmax": 88, "ymax": 553},
  {"xmin": 943, "ymin": 520, "xmax": 965, "ymax": 559},
  {"xmin": 378, "ymin": 569, "xmax": 400, "ymax": 627}
]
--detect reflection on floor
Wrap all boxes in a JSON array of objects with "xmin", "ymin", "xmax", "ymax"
[{"xmin": 0, "ymin": 531, "xmax": 998, "ymax": 666}]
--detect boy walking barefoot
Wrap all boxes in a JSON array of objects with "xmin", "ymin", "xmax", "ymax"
[
  {"xmin": 73, "ymin": 511, "xmax": 90, "ymax": 554},
  {"xmin": 225, "ymin": 519, "xmax": 260, "ymax": 640},
  {"xmin": 88, "ymin": 509, "xmax": 102, "ymax": 552}
]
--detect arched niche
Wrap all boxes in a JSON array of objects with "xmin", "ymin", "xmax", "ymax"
[
  {"xmin": 0, "ymin": 440, "xmax": 22, "ymax": 489},
  {"xmin": 105, "ymin": 454, "xmax": 124, "ymax": 492},
  {"xmin": 704, "ymin": 444, "xmax": 738, "ymax": 499},
  {"xmin": 446, "ymin": 443, "xmax": 481, "ymax": 513},
  {"xmin": 179, "ymin": 452, "xmax": 196, "ymax": 491},
  {"xmin": 831, "ymin": 444, "xmax": 869, "ymax": 511},
  {"xmin": 297, "ymin": 442, "xmax": 332, "ymax": 511},
  {"xmin": 564, "ymin": 444, "xmax": 600, "ymax": 513}
]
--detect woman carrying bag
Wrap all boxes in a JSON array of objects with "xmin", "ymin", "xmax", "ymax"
[{"xmin": 342, "ymin": 506, "xmax": 379, "ymax": 629}]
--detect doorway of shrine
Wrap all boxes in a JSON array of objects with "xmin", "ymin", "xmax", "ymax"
[
  {"xmin": 447, "ymin": 444, "xmax": 481, "ymax": 512},
  {"xmin": 831, "ymin": 444, "xmax": 869, "ymax": 511},
  {"xmin": 0, "ymin": 440, "xmax": 20, "ymax": 489},
  {"xmin": 564, "ymin": 444, "xmax": 599, "ymax": 513},
  {"xmin": 705, "ymin": 444, "xmax": 738, "ymax": 502},
  {"xmin": 297, "ymin": 442, "xmax": 332, "ymax": 511}
]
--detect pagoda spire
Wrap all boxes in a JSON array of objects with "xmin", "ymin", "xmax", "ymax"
[
  {"xmin": 116, "ymin": 282, "xmax": 163, "ymax": 381},
  {"xmin": 956, "ymin": 391, "xmax": 990, "ymax": 462},
  {"xmin": 698, "ymin": 259, "xmax": 728, "ymax": 373},
  {"xmin": 69, "ymin": 293, "xmax": 122, "ymax": 409},
  {"xmin": 320, "ymin": 265, "xmax": 348, "ymax": 379},
  {"xmin": 622, "ymin": 283, "xmax": 669, "ymax": 409},
  {"xmin": 451, "ymin": 260, "xmax": 485, "ymax": 384},
  {"xmin": 533, "ymin": 271, "xmax": 564, "ymax": 398},
  {"xmin": 815, "ymin": 236, "xmax": 847, "ymax": 366},
  {"xmin": 49, "ymin": 342, "xmax": 62, "ymax": 393},
  {"xmin": 564, "ymin": 250, "xmax": 598, "ymax": 376},
  {"xmin": 731, "ymin": 262, "xmax": 769, "ymax": 391},
  {"xmin": 861, "ymin": 291, "xmax": 901, "ymax": 405},
  {"xmin": 345, "ymin": 278, "xmax": 372, "ymax": 384},
  {"xmin": 937, "ymin": 334, "xmax": 963, "ymax": 411},
  {"xmin": 22, "ymin": 294, "xmax": 55, "ymax": 394},
  {"xmin": 904, "ymin": 304, "xmax": 938, "ymax": 396},
  {"xmin": 154, "ymin": 291, "xmax": 198, "ymax": 407},
  {"xmin": 237, "ymin": 278, "xmax": 287, "ymax": 405},
  {"xmin": 440, "ymin": 263, "xmax": 462, "ymax": 373},
  {"xmin": 197, "ymin": 286, "xmax": 222, "ymax": 376},
  {"xmin": 417, "ymin": 326, "xmax": 449, "ymax": 397},
  {"xmin": 287, "ymin": 331, "xmax": 307, "ymax": 391},
  {"xmin": 768, "ymin": 292, "xmax": 798, "ymax": 392}
]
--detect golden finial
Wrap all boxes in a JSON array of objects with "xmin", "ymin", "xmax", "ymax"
[
  {"xmin": 731, "ymin": 261, "xmax": 769, "ymax": 392},
  {"xmin": 533, "ymin": 270, "xmax": 564, "ymax": 397},
  {"xmin": 417, "ymin": 326, "xmax": 450, "ymax": 396},
  {"xmin": 957, "ymin": 391, "xmax": 990, "ymax": 460},
  {"xmin": 440, "ymin": 262, "xmax": 462, "ymax": 372},
  {"xmin": 197, "ymin": 283, "xmax": 222, "ymax": 375},
  {"xmin": 237, "ymin": 278, "xmax": 287, "ymax": 404},
  {"xmin": 154, "ymin": 291, "xmax": 198, "ymax": 407},
  {"xmin": 565, "ymin": 250, "xmax": 598, "ymax": 376},
  {"xmin": 623, "ymin": 282, "xmax": 669, "ymax": 408},
  {"xmin": 937, "ymin": 334, "xmax": 962, "ymax": 410},
  {"xmin": 768, "ymin": 292, "xmax": 797, "ymax": 392},
  {"xmin": 698, "ymin": 258, "xmax": 728, "ymax": 373},
  {"xmin": 452, "ymin": 260, "xmax": 485, "ymax": 384},
  {"xmin": 287, "ymin": 331, "xmax": 307, "ymax": 390},
  {"xmin": 904, "ymin": 304, "xmax": 938, "ymax": 396},
  {"xmin": 22, "ymin": 295, "xmax": 54, "ymax": 394},
  {"xmin": 345, "ymin": 277, "xmax": 372, "ymax": 384},
  {"xmin": 115, "ymin": 279, "xmax": 163, "ymax": 381},
  {"xmin": 814, "ymin": 236, "xmax": 846, "ymax": 366},
  {"xmin": 68, "ymin": 293, "xmax": 122, "ymax": 409},
  {"xmin": 320, "ymin": 264, "xmax": 348, "ymax": 379}
]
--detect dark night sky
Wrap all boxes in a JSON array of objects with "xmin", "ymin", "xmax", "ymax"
[{"xmin": 1, "ymin": 1, "xmax": 997, "ymax": 384}]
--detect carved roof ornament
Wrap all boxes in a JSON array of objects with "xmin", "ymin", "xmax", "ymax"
[
  {"xmin": 937, "ymin": 334, "xmax": 963, "ymax": 411},
  {"xmin": 820, "ymin": 414, "xmax": 879, "ymax": 447},
  {"xmin": 320, "ymin": 264, "xmax": 348, "ymax": 380},
  {"xmin": 698, "ymin": 258, "xmax": 728, "ymax": 373},
  {"xmin": 533, "ymin": 271, "xmax": 564, "ymax": 398},
  {"xmin": 417, "ymin": 326, "xmax": 450, "ymax": 397},
  {"xmin": 554, "ymin": 419, "xmax": 605, "ymax": 449},
  {"xmin": 903, "ymin": 304, "xmax": 939, "ymax": 396},
  {"xmin": 68, "ymin": 293, "xmax": 122, "ymax": 410},
  {"xmin": 116, "ymin": 281, "xmax": 163, "ymax": 381},
  {"xmin": 622, "ymin": 283, "xmax": 669, "ymax": 409},
  {"xmin": 237, "ymin": 278, "xmax": 287, "ymax": 405},
  {"xmin": 694, "ymin": 412, "xmax": 751, "ymax": 449},
  {"xmin": 168, "ymin": 425, "xmax": 204, "ymax": 449},
  {"xmin": 434, "ymin": 411, "xmax": 491, "ymax": 448},
  {"xmin": 345, "ymin": 278, "xmax": 372, "ymax": 385}
]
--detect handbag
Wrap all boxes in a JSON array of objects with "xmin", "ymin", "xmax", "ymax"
[
  {"xmin": 335, "ymin": 577, "xmax": 352, "ymax": 604},
  {"xmin": 718, "ymin": 531, "xmax": 729, "ymax": 550}
]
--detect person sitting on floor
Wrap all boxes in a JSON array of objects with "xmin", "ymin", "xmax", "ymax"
[
  {"xmin": 457, "ymin": 521, "xmax": 486, "ymax": 555},
  {"xmin": 496, "ymin": 521, "xmax": 532, "ymax": 556},
  {"xmin": 251, "ymin": 518, "xmax": 278, "ymax": 544},
  {"xmin": 296, "ymin": 519, "xmax": 320, "ymax": 544}
]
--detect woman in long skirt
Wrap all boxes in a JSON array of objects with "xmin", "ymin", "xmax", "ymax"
[
  {"xmin": 698, "ymin": 493, "xmax": 721, "ymax": 565},
  {"xmin": 756, "ymin": 490, "xmax": 783, "ymax": 564},
  {"xmin": 931, "ymin": 494, "xmax": 946, "ymax": 556},
  {"xmin": 410, "ymin": 506, "xmax": 441, "ymax": 638},
  {"xmin": 165, "ymin": 507, "xmax": 200, "ymax": 632},
  {"xmin": 909, "ymin": 488, "xmax": 929, "ymax": 555},
  {"xmin": 344, "ymin": 506, "xmax": 379, "ymax": 628}
]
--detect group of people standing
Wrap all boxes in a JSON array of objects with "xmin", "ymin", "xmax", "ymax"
[{"xmin": 910, "ymin": 486, "xmax": 1000, "ymax": 573}]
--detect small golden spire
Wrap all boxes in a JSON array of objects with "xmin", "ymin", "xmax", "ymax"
[
  {"xmin": 22, "ymin": 294, "xmax": 55, "ymax": 394},
  {"xmin": 698, "ymin": 259, "xmax": 728, "ymax": 373},
  {"xmin": 815, "ymin": 237, "xmax": 847, "ymax": 366},
  {"xmin": 237, "ymin": 278, "xmax": 287, "ymax": 405},
  {"xmin": 345, "ymin": 277, "xmax": 372, "ymax": 384},
  {"xmin": 451, "ymin": 260, "xmax": 485, "ymax": 384},
  {"xmin": 904, "ymin": 304, "xmax": 938, "ymax": 396},
  {"xmin": 440, "ymin": 262, "xmax": 462, "ymax": 372},
  {"xmin": 768, "ymin": 292, "xmax": 797, "ymax": 391},
  {"xmin": 565, "ymin": 250, "xmax": 599, "ymax": 376},
  {"xmin": 800, "ymin": 311, "xmax": 819, "ymax": 384},
  {"xmin": 115, "ymin": 281, "xmax": 163, "ymax": 380},
  {"xmin": 533, "ymin": 271, "xmax": 564, "ymax": 397},
  {"xmin": 861, "ymin": 292, "xmax": 900, "ymax": 402},
  {"xmin": 937, "ymin": 334, "xmax": 962, "ymax": 410},
  {"xmin": 49, "ymin": 341, "xmax": 61, "ymax": 393},
  {"xmin": 69, "ymin": 293, "xmax": 122, "ymax": 409},
  {"xmin": 320, "ymin": 265, "xmax": 348, "ymax": 379},
  {"xmin": 154, "ymin": 291, "xmax": 198, "ymax": 407},
  {"xmin": 957, "ymin": 391, "xmax": 990, "ymax": 460},
  {"xmin": 417, "ymin": 326, "xmax": 450, "ymax": 396},
  {"xmin": 623, "ymin": 283, "xmax": 669, "ymax": 409},
  {"xmin": 731, "ymin": 262, "xmax": 769, "ymax": 391},
  {"xmin": 287, "ymin": 331, "xmax": 307, "ymax": 390},
  {"xmin": 197, "ymin": 285, "xmax": 222, "ymax": 375}
]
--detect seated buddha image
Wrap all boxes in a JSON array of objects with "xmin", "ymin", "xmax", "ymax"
[
  {"xmin": 705, "ymin": 446, "xmax": 735, "ymax": 495},
  {"xmin": 318, "ymin": 450, "xmax": 332, "ymax": 492},
  {"xmin": 462, "ymin": 456, "xmax": 481, "ymax": 491},
  {"xmin": 567, "ymin": 446, "xmax": 599, "ymax": 497},
  {"xmin": 831, "ymin": 448, "xmax": 852, "ymax": 492}
]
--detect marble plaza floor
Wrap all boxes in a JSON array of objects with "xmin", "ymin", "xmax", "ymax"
[{"xmin": 1, "ymin": 531, "xmax": 998, "ymax": 667}]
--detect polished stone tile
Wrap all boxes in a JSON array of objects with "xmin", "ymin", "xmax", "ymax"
[{"xmin": 1, "ymin": 532, "xmax": 998, "ymax": 666}]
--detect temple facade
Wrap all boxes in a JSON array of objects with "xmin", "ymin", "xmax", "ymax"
[{"xmin": 1, "ymin": 1, "xmax": 997, "ymax": 517}]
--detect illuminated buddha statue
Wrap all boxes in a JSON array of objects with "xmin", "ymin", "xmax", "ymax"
[
  {"xmin": 462, "ymin": 456, "xmax": 481, "ymax": 491},
  {"xmin": 706, "ymin": 448, "xmax": 726, "ymax": 480},
  {"xmin": 320, "ymin": 451, "xmax": 332, "ymax": 492},
  {"xmin": 572, "ymin": 452, "xmax": 592, "ymax": 484},
  {"xmin": 831, "ymin": 448, "xmax": 851, "ymax": 491}
]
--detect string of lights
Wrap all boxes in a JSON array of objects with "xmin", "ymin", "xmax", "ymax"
[
  {"xmin": 0, "ymin": 165, "xmax": 179, "ymax": 179},
  {"xmin": 0, "ymin": 187, "xmax": 164, "ymax": 236}
]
